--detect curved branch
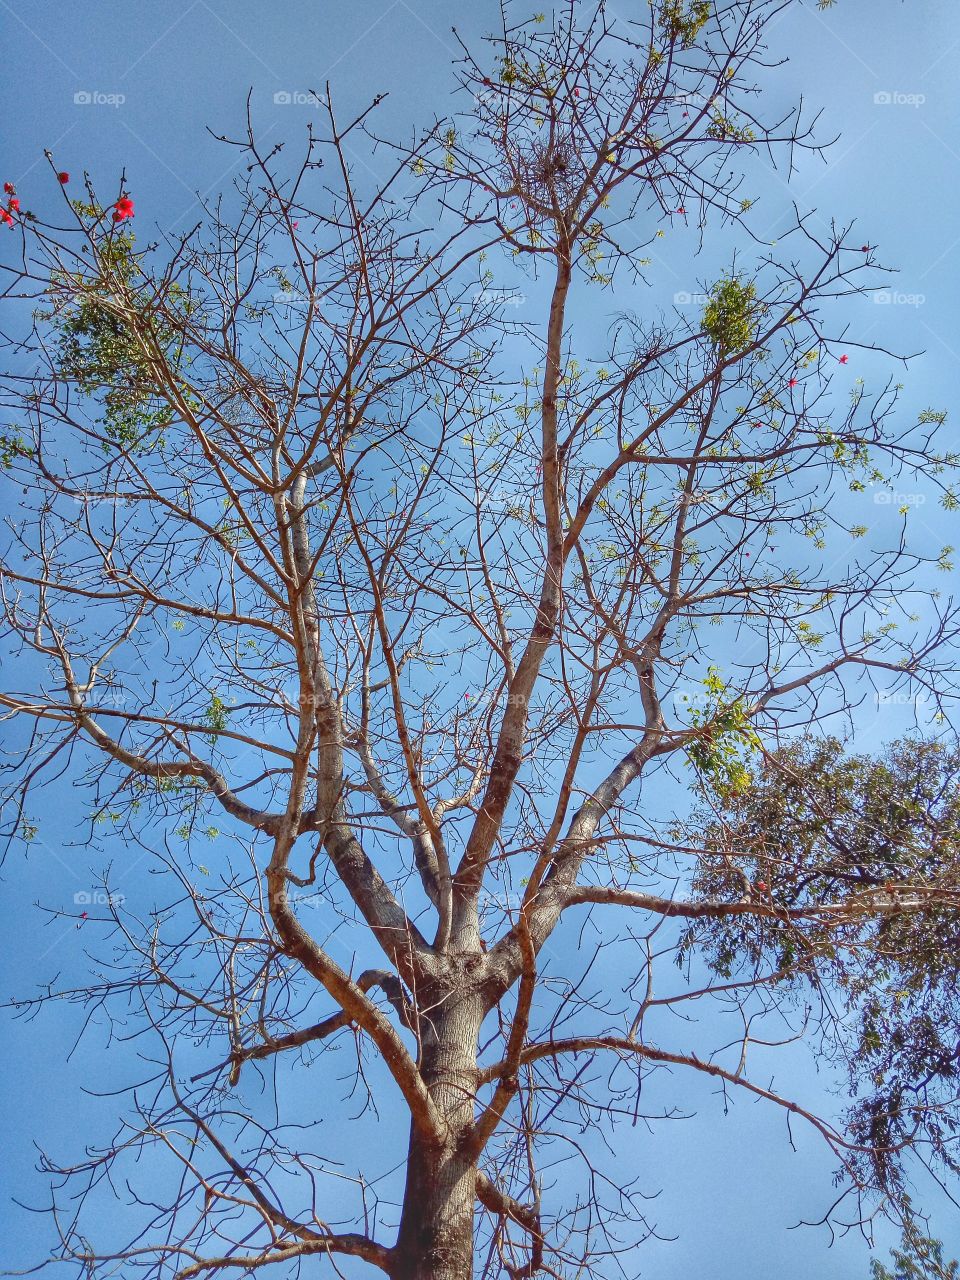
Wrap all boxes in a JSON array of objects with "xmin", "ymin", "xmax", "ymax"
[
  {"xmin": 478, "ymin": 1035, "xmax": 890, "ymax": 1161},
  {"xmin": 172, "ymin": 1233, "xmax": 392, "ymax": 1279}
]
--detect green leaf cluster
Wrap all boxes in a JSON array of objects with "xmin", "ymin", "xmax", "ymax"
[
  {"xmin": 50, "ymin": 228, "xmax": 190, "ymax": 449},
  {"xmin": 659, "ymin": 0, "xmax": 711, "ymax": 48},
  {"xmin": 702, "ymin": 275, "xmax": 761, "ymax": 354}
]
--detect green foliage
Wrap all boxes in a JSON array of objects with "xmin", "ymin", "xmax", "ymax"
[
  {"xmin": 872, "ymin": 1206, "xmax": 958, "ymax": 1280},
  {"xmin": 918, "ymin": 409, "xmax": 948, "ymax": 427},
  {"xmin": 0, "ymin": 431, "xmax": 31, "ymax": 468},
  {"xmin": 202, "ymin": 692, "xmax": 230, "ymax": 744},
  {"xmin": 795, "ymin": 619, "xmax": 824, "ymax": 648},
  {"xmin": 683, "ymin": 667, "xmax": 761, "ymax": 798},
  {"xmin": 659, "ymin": 0, "xmax": 711, "ymax": 47},
  {"xmin": 706, "ymin": 112, "xmax": 757, "ymax": 143},
  {"xmin": 49, "ymin": 228, "xmax": 189, "ymax": 450},
  {"xmin": 684, "ymin": 735, "xmax": 960, "ymax": 1193},
  {"xmin": 702, "ymin": 275, "xmax": 761, "ymax": 354}
]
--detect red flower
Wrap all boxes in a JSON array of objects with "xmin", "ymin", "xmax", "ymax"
[
  {"xmin": 7, "ymin": 197, "xmax": 19, "ymax": 211},
  {"xmin": 839, "ymin": 354, "xmax": 849, "ymax": 364},
  {"xmin": 789, "ymin": 377, "xmax": 798, "ymax": 387},
  {"xmin": 58, "ymin": 172, "xmax": 70, "ymax": 184},
  {"xmin": 292, "ymin": 220, "xmax": 299, "ymax": 229},
  {"xmin": 114, "ymin": 195, "xmax": 135, "ymax": 220},
  {"xmin": 861, "ymin": 244, "xmax": 870, "ymax": 252},
  {"xmin": 676, "ymin": 206, "xmax": 686, "ymax": 214},
  {"xmin": 3, "ymin": 182, "xmax": 13, "ymax": 195},
  {"xmin": 755, "ymin": 881, "xmax": 768, "ymax": 893},
  {"xmin": 1, "ymin": 211, "xmax": 14, "ymax": 227}
]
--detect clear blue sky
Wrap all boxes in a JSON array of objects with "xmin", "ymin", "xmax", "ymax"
[{"xmin": 1, "ymin": 1, "xmax": 959, "ymax": 1276}]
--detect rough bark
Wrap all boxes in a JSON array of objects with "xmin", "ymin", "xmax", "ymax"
[{"xmin": 392, "ymin": 987, "xmax": 485, "ymax": 1280}]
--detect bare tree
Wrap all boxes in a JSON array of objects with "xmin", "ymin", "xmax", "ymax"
[{"xmin": 1, "ymin": 2, "xmax": 959, "ymax": 1277}]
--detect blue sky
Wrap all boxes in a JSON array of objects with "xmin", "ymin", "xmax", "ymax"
[{"xmin": 2, "ymin": 1, "xmax": 960, "ymax": 1276}]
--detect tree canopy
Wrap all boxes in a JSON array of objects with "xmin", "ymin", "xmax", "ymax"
[{"xmin": 0, "ymin": 1, "xmax": 958, "ymax": 1277}]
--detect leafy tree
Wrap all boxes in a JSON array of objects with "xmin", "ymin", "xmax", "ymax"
[
  {"xmin": 871, "ymin": 1204, "xmax": 959, "ymax": 1280},
  {"xmin": 1, "ymin": 2, "xmax": 959, "ymax": 1278},
  {"xmin": 686, "ymin": 736, "xmax": 960, "ymax": 1198}
]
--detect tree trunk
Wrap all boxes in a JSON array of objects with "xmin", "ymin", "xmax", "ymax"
[{"xmin": 391, "ymin": 991, "xmax": 484, "ymax": 1280}]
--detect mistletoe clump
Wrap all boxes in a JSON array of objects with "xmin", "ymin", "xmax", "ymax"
[
  {"xmin": 46, "ymin": 203, "xmax": 191, "ymax": 450},
  {"xmin": 702, "ymin": 274, "xmax": 762, "ymax": 355},
  {"xmin": 659, "ymin": 0, "xmax": 712, "ymax": 49}
]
